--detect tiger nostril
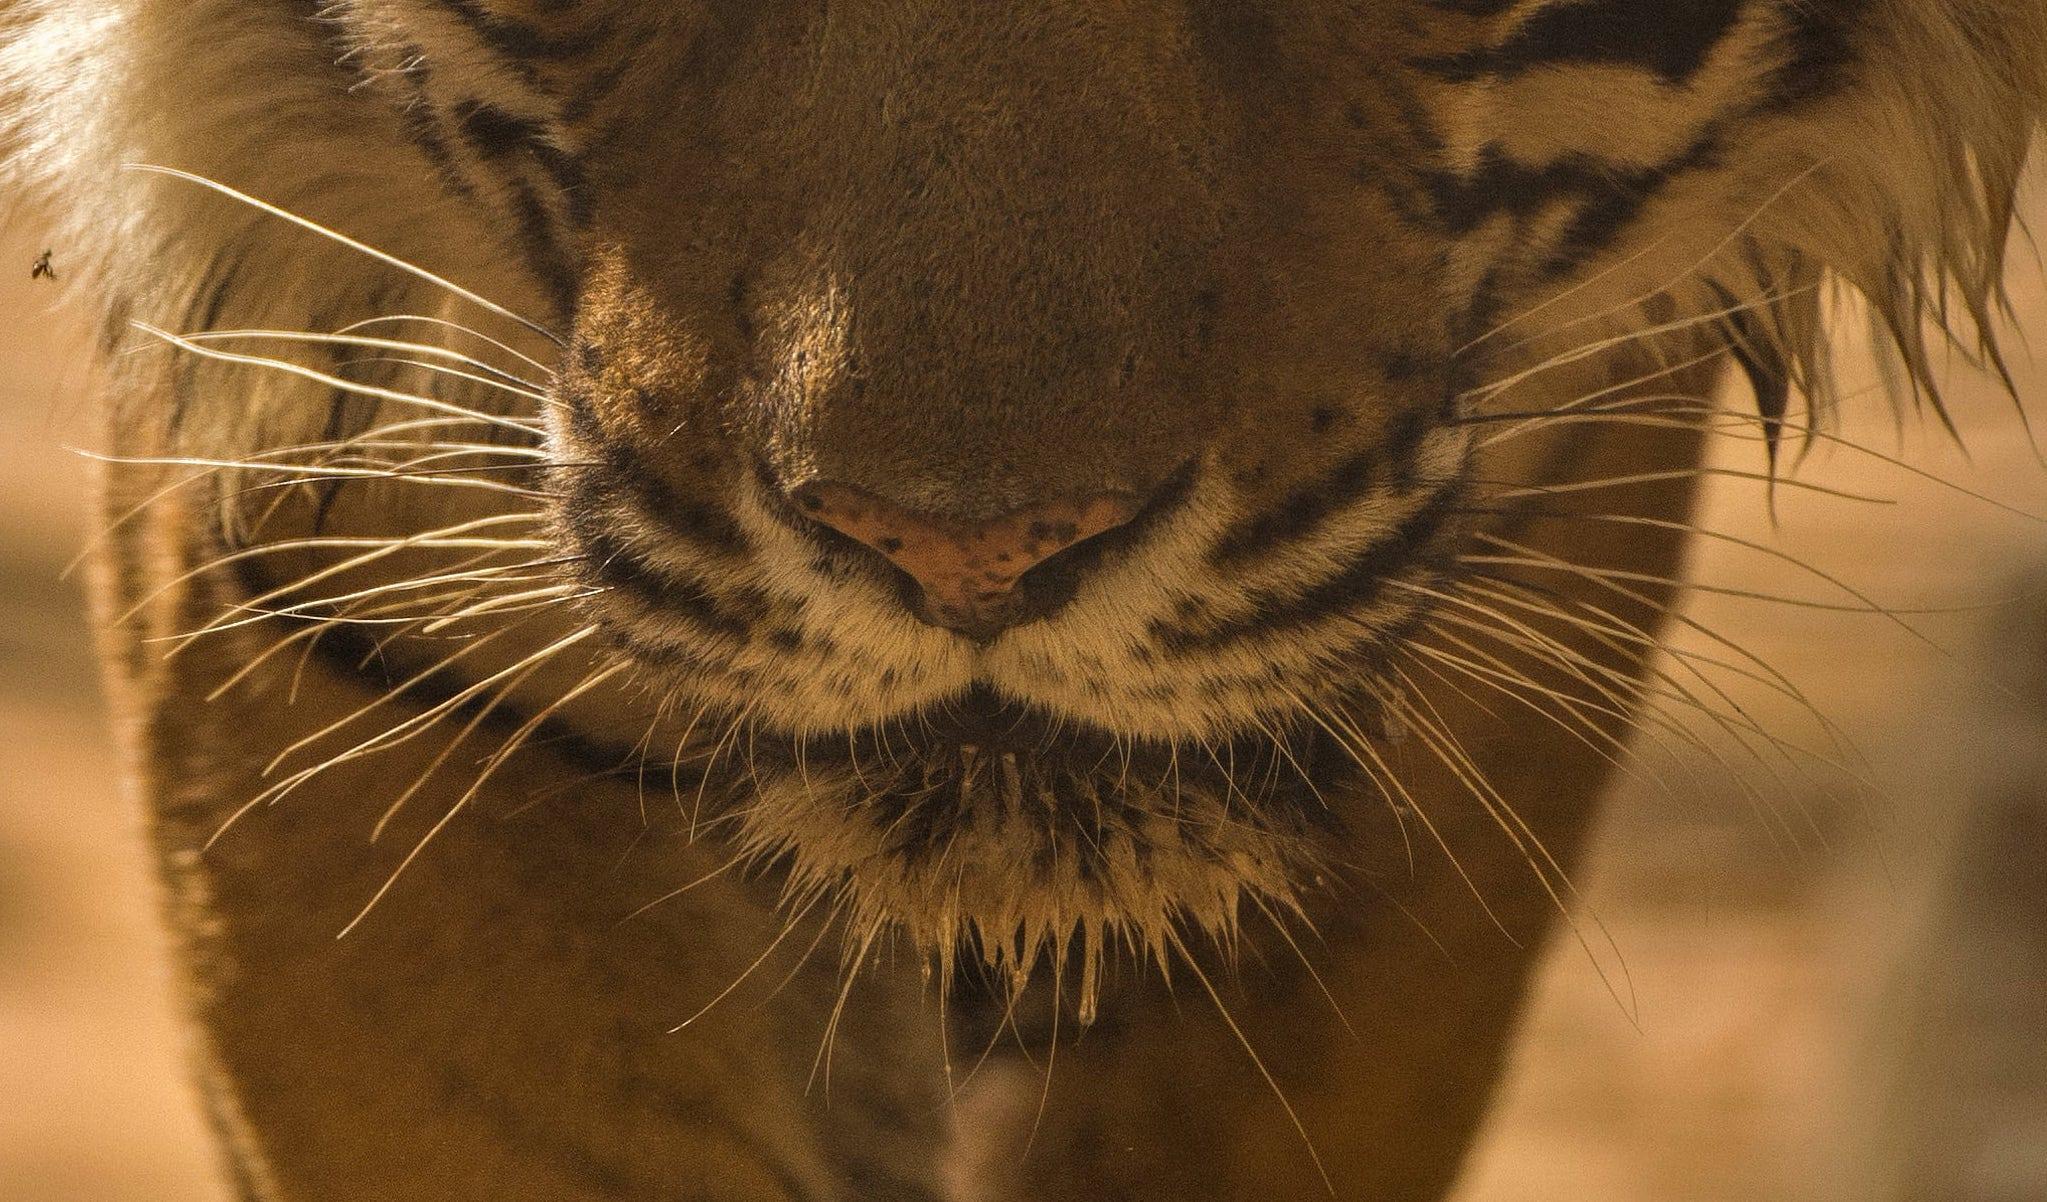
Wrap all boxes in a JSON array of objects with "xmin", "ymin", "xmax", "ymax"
[{"xmin": 790, "ymin": 481, "xmax": 1144, "ymax": 640}]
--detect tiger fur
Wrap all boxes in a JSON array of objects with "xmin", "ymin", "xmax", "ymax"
[{"xmin": 2, "ymin": 2, "xmax": 2043, "ymax": 1198}]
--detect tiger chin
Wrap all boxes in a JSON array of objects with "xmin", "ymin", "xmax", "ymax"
[{"xmin": 5, "ymin": 2, "xmax": 2044, "ymax": 1200}]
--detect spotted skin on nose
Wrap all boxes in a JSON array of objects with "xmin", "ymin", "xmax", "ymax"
[{"xmin": 796, "ymin": 483, "xmax": 1141, "ymax": 637}]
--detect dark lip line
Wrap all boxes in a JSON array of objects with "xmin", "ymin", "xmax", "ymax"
[
  {"xmin": 745, "ymin": 676, "xmax": 1391, "ymax": 772},
  {"xmin": 1154, "ymin": 477, "xmax": 1467, "ymax": 654}
]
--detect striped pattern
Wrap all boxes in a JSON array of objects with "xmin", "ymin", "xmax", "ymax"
[
  {"xmin": 12, "ymin": 0, "xmax": 2041, "ymax": 1195},
  {"xmin": 331, "ymin": 0, "xmax": 630, "ymax": 317},
  {"xmin": 308, "ymin": 0, "xmax": 1905, "ymax": 953}
]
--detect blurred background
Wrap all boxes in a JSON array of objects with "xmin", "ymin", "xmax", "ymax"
[{"xmin": 2, "ymin": 185, "xmax": 2045, "ymax": 1200}]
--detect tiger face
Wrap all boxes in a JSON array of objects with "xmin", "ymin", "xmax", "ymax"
[
  {"xmin": 282, "ymin": 0, "xmax": 2041, "ymax": 980},
  {"xmin": 42, "ymin": 0, "xmax": 2036, "ymax": 995},
  {"xmin": 525, "ymin": 6, "xmax": 1487, "ymax": 962}
]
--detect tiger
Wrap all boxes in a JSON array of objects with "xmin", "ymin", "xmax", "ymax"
[{"xmin": 3, "ymin": 1, "xmax": 2042, "ymax": 1199}]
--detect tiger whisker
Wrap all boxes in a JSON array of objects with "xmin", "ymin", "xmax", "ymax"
[
  {"xmin": 370, "ymin": 650, "xmax": 547, "ymax": 842},
  {"xmin": 1383, "ymin": 689, "xmax": 1643, "ymax": 1028},
  {"xmin": 1390, "ymin": 614, "xmax": 1659, "ymax": 784},
  {"xmin": 262, "ymin": 627, "xmax": 526, "ymax": 776},
  {"xmin": 235, "ymin": 437, "xmax": 551, "ymax": 463},
  {"xmin": 120, "ymin": 511, "xmax": 544, "ymax": 627},
  {"xmin": 1243, "ymin": 891, "xmax": 1358, "ymax": 1043},
  {"xmin": 128, "ymin": 165, "xmax": 561, "ymax": 345},
  {"xmin": 1467, "ymin": 284, "xmax": 1823, "ymax": 405},
  {"xmin": 1420, "ymin": 576, "xmax": 1882, "ymax": 813},
  {"xmin": 201, "ymin": 621, "xmax": 600, "ymax": 849},
  {"xmin": 1452, "ymin": 588, "xmax": 1855, "ymax": 860},
  {"xmin": 1167, "ymin": 931, "xmax": 1337, "ymax": 1198},
  {"xmin": 1484, "ymin": 465, "xmax": 1894, "ymax": 507},
  {"xmin": 1469, "ymin": 400, "xmax": 2047, "ymax": 525},
  {"xmin": 1464, "ymin": 545, "xmax": 2011, "ymax": 618},
  {"xmin": 250, "ymin": 624, "xmax": 603, "ymax": 806},
  {"xmin": 1424, "ymin": 601, "xmax": 1857, "ymax": 801},
  {"xmin": 1467, "ymin": 562, "xmax": 1868, "ymax": 763},
  {"xmin": 1486, "ymin": 513, "xmax": 1954, "ymax": 653},
  {"xmin": 1450, "ymin": 638, "xmax": 1813, "ymax": 856},
  {"xmin": 808, "ymin": 916, "xmax": 884, "ymax": 1100},
  {"xmin": 63, "ymin": 419, "xmax": 530, "ymax": 579},
  {"xmin": 670, "ymin": 890, "xmax": 833, "ymax": 1035},
  {"xmin": 335, "ymin": 354, "xmax": 558, "ymax": 408},
  {"xmin": 1470, "ymin": 344, "xmax": 1730, "ymax": 430},
  {"xmin": 216, "ymin": 459, "xmax": 554, "ymax": 496},
  {"xmin": 1290, "ymin": 695, "xmax": 1519, "ymax": 939},
  {"xmin": 418, "ymin": 582, "xmax": 595, "ymax": 632},
  {"xmin": 132, "ymin": 322, "xmax": 543, "ymax": 436},
  {"xmin": 336, "ymin": 657, "xmax": 631, "ymax": 939},
  {"xmin": 334, "ymin": 313, "xmax": 556, "ymax": 377},
  {"xmin": 179, "ymin": 328, "xmax": 550, "ymax": 395},
  {"xmin": 1469, "ymin": 158, "xmax": 1836, "ymax": 362},
  {"xmin": 162, "ymin": 556, "xmax": 569, "ymax": 644},
  {"xmin": 1455, "ymin": 575, "xmax": 1866, "ymax": 773},
  {"xmin": 616, "ymin": 853, "xmax": 749, "ymax": 928},
  {"xmin": 1416, "ymin": 625, "xmax": 1841, "ymax": 854},
  {"xmin": 1459, "ymin": 155, "xmax": 1833, "ymax": 358}
]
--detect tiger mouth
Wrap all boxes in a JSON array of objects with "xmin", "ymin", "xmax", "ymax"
[
  {"xmin": 749, "ymin": 681, "xmax": 1373, "ymax": 812},
  {"xmin": 550, "ymin": 395, "xmax": 1469, "ymax": 945}
]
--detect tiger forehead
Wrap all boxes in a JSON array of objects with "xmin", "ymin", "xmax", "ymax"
[{"xmin": 333, "ymin": 0, "xmax": 1861, "ymax": 251}]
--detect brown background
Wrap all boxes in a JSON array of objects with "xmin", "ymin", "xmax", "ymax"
[{"xmin": 2, "ymin": 189, "xmax": 2044, "ymax": 1199}]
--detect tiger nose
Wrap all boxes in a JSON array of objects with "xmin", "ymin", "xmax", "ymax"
[{"xmin": 792, "ymin": 482, "xmax": 1143, "ymax": 641}]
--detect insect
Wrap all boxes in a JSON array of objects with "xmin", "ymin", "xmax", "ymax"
[{"xmin": 29, "ymin": 249, "xmax": 53, "ymax": 281}]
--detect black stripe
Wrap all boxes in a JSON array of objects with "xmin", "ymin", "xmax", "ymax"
[
  {"xmin": 529, "ymin": 141, "xmax": 592, "ymax": 229},
  {"xmin": 629, "ymin": 463, "xmax": 752, "ymax": 558},
  {"xmin": 1209, "ymin": 408, "xmax": 1435, "ymax": 569},
  {"xmin": 453, "ymin": 101, "xmax": 566, "ymax": 182},
  {"xmin": 560, "ymin": 55, "xmax": 634, "ymax": 129},
  {"xmin": 1417, "ymin": 0, "xmax": 1749, "ymax": 86},
  {"xmin": 421, "ymin": 0, "xmax": 609, "ymax": 62},
  {"xmin": 502, "ymin": 175, "xmax": 579, "ymax": 317},
  {"xmin": 564, "ymin": 403, "xmax": 752, "ymax": 555},
  {"xmin": 1428, "ymin": 0, "xmax": 1521, "ymax": 16},
  {"xmin": 1534, "ymin": 132, "xmax": 1724, "ymax": 277},
  {"xmin": 836, "ymin": 1162, "xmax": 948, "ymax": 1202},
  {"xmin": 571, "ymin": 518, "xmax": 758, "ymax": 642},
  {"xmin": 1160, "ymin": 481, "xmax": 1462, "ymax": 653},
  {"xmin": 1416, "ymin": 125, "xmax": 1725, "ymax": 282},
  {"xmin": 167, "ymin": 250, "xmax": 251, "ymax": 435},
  {"xmin": 395, "ymin": 55, "xmax": 483, "ymax": 204},
  {"xmin": 1422, "ymin": 147, "xmax": 1630, "ymax": 237},
  {"xmin": 1765, "ymin": 0, "xmax": 1874, "ymax": 109},
  {"xmin": 445, "ymin": 101, "xmax": 586, "ymax": 306}
]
